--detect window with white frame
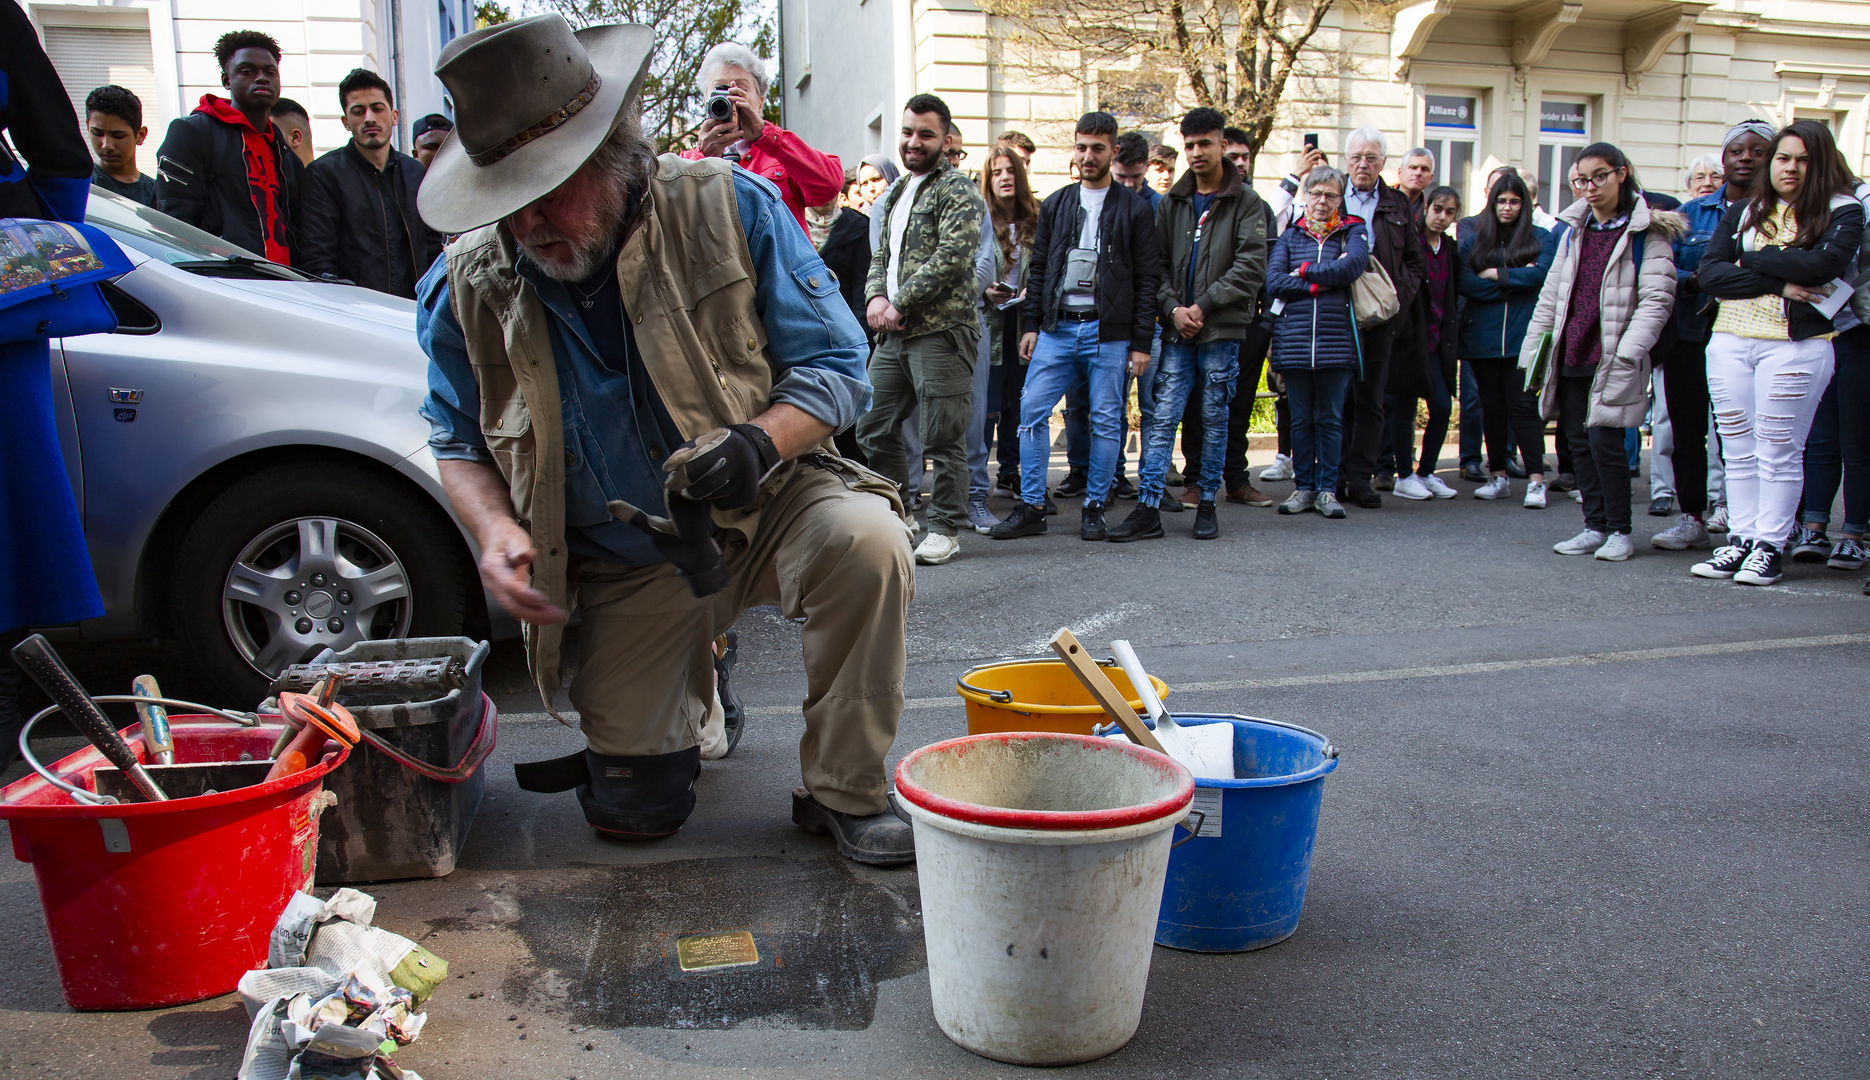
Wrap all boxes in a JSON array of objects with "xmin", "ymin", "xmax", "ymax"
[
  {"xmin": 1421, "ymin": 91, "xmax": 1479, "ymax": 202},
  {"xmin": 1536, "ymin": 99, "xmax": 1590, "ymax": 215}
]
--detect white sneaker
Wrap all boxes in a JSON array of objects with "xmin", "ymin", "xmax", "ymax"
[
  {"xmin": 1258, "ymin": 454, "xmax": 1295, "ymax": 482},
  {"xmin": 1554, "ymin": 528, "xmax": 1608, "ymax": 555},
  {"xmin": 1523, "ymin": 480, "xmax": 1548, "ymax": 509},
  {"xmin": 1420, "ymin": 474, "xmax": 1458, "ymax": 499},
  {"xmin": 913, "ymin": 532, "xmax": 960, "ymax": 565},
  {"xmin": 1393, "ymin": 475, "xmax": 1432, "ymax": 501},
  {"xmin": 1593, "ymin": 532, "xmax": 1634, "ymax": 561},
  {"xmin": 1474, "ymin": 475, "xmax": 1512, "ymax": 500},
  {"xmin": 1706, "ymin": 505, "xmax": 1730, "ymax": 533},
  {"xmin": 1651, "ymin": 514, "xmax": 1711, "ymax": 550},
  {"xmin": 1568, "ymin": 489, "xmax": 1583, "ymax": 503}
]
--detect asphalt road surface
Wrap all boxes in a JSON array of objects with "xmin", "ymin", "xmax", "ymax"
[{"xmin": 3, "ymin": 458, "xmax": 1866, "ymax": 1079}]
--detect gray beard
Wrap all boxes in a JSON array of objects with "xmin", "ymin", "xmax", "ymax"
[{"xmin": 516, "ymin": 176, "xmax": 629, "ymax": 283}]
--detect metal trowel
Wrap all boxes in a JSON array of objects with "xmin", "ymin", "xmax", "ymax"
[{"xmin": 1109, "ymin": 639, "xmax": 1234, "ymax": 780}]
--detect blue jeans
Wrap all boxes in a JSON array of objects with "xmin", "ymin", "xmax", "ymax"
[
  {"xmin": 1458, "ymin": 359, "xmax": 1483, "ymax": 467},
  {"xmin": 1067, "ymin": 332, "xmax": 1155, "ymax": 476},
  {"xmin": 1139, "ymin": 339, "xmax": 1237, "ymax": 503},
  {"xmin": 1286, "ymin": 367, "xmax": 1355, "ymax": 492},
  {"xmin": 1020, "ymin": 320, "xmax": 1128, "ymax": 506}
]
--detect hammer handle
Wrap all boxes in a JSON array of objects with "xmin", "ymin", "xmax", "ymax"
[{"xmin": 11, "ymin": 635, "xmax": 168, "ymax": 801}]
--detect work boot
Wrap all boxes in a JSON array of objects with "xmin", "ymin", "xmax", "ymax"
[
  {"xmin": 1107, "ymin": 503, "xmax": 1165, "ymax": 543},
  {"xmin": 792, "ymin": 789, "xmax": 915, "ymax": 866},
  {"xmin": 1053, "ymin": 468, "xmax": 1088, "ymax": 498},
  {"xmin": 1179, "ymin": 486, "xmax": 1201, "ymax": 507},
  {"xmin": 1080, "ymin": 501, "xmax": 1108, "ymax": 541},
  {"xmin": 989, "ymin": 501, "xmax": 1049, "ymax": 539},
  {"xmin": 1192, "ymin": 499, "xmax": 1219, "ymax": 539},
  {"xmin": 1226, "ymin": 482, "xmax": 1274, "ymax": 507},
  {"xmin": 514, "ymin": 747, "xmax": 701, "ymax": 839}
]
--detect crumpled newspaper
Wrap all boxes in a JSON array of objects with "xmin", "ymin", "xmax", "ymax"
[{"xmin": 236, "ymin": 889, "xmax": 442, "ymax": 1080}]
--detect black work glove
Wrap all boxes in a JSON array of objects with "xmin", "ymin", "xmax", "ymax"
[
  {"xmin": 662, "ymin": 424, "xmax": 783, "ymax": 510},
  {"xmin": 607, "ymin": 495, "xmax": 730, "ymax": 597}
]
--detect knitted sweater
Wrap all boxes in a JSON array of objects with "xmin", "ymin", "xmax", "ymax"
[{"xmin": 1560, "ymin": 220, "xmax": 1627, "ymax": 375}]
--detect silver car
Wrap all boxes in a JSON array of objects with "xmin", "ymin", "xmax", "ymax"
[{"xmin": 52, "ymin": 188, "xmax": 490, "ymax": 703}]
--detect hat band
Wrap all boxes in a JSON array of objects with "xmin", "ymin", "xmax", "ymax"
[{"xmin": 467, "ymin": 72, "xmax": 603, "ymax": 168}]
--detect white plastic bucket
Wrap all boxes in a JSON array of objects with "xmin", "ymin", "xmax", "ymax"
[{"xmin": 893, "ymin": 732, "xmax": 1196, "ymax": 1065}]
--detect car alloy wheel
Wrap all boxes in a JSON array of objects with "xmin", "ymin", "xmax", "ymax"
[{"xmin": 222, "ymin": 515, "xmax": 414, "ymax": 678}]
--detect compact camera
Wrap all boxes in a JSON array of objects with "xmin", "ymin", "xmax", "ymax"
[{"xmin": 706, "ymin": 85, "xmax": 736, "ymax": 123}]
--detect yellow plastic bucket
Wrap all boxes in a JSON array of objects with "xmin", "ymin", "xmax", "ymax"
[{"xmin": 955, "ymin": 657, "xmax": 1170, "ymax": 736}]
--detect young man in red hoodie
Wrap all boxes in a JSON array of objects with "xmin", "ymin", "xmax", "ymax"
[{"xmin": 155, "ymin": 30, "xmax": 304, "ymax": 264}]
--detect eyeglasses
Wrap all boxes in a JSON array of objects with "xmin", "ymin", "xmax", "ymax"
[
  {"xmin": 944, "ymin": 149, "xmax": 967, "ymax": 162},
  {"xmin": 1347, "ymin": 153, "xmax": 1382, "ymax": 165},
  {"xmin": 1575, "ymin": 168, "xmax": 1619, "ymax": 190},
  {"xmin": 1306, "ymin": 190, "xmax": 1343, "ymax": 201}
]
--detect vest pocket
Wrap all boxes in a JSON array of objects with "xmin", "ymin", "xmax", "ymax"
[
  {"xmin": 473, "ymin": 361, "xmax": 532, "ymax": 438},
  {"xmin": 490, "ymin": 447, "xmax": 537, "ymax": 522}
]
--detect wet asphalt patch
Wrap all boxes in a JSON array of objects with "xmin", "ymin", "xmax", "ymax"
[{"xmin": 508, "ymin": 855, "xmax": 925, "ymax": 1030}]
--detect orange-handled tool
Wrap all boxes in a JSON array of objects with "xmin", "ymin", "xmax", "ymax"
[{"xmin": 264, "ymin": 685, "xmax": 361, "ymax": 782}]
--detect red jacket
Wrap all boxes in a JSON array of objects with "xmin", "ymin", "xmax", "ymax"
[{"xmin": 680, "ymin": 123, "xmax": 841, "ymax": 232}]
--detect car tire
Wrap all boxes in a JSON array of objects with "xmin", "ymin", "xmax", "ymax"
[{"xmin": 172, "ymin": 463, "xmax": 472, "ymax": 706}]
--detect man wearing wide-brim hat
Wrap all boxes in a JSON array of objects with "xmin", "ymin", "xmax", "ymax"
[{"xmin": 416, "ymin": 15, "xmax": 917, "ymax": 865}]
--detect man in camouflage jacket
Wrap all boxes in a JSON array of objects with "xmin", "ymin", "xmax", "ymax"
[{"xmin": 856, "ymin": 94, "xmax": 986, "ymax": 564}]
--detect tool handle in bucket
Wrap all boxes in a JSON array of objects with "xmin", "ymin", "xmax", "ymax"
[
  {"xmin": 1049, "ymin": 629, "xmax": 1167, "ymax": 755},
  {"xmin": 11, "ymin": 635, "xmax": 168, "ymax": 802},
  {"xmin": 1171, "ymin": 809, "xmax": 1207, "ymax": 848},
  {"xmin": 354, "ymin": 697, "xmax": 498, "ymax": 783},
  {"xmin": 131, "ymin": 675, "xmax": 174, "ymax": 765},
  {"xmin": 1108, "ymin": 640, "xmax": 1170, "ymax": 727}
]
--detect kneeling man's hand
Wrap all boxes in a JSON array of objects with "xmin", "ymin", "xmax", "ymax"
[{"xmin": 664, "ymin": 423, "xmax": 784, "ymax": 509}]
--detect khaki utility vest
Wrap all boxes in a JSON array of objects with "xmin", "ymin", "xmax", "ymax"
[{"xmin": 445, "ymin": 155, "xmax": 797, "ymax": 712}]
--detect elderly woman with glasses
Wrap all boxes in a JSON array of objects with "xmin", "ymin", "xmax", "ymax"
[{"xmin": 1266, "ymin": 167, "xmax": 1372, "ymax": 518}]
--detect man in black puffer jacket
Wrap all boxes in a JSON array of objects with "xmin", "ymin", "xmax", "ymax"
[
  {"xmin": 300, "ymin": 68, "xmax": 442, "ymax": 297},
  {"xmin": 988, "ymin": 111, "xmax": 1161, "ymax": 542},
  {"xmin": 155, "ymin": 30, "xmax": 304, "ymax": 264}
]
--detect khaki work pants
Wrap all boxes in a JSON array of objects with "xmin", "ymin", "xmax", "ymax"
[{"xmin": 567, "ymin": 460, "xmax": 915, "ymax": 817}]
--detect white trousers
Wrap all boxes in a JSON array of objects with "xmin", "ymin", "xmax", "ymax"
[{"xmin": 1706, "ymin": 333, "xmax": 1835, "ymax": 546}]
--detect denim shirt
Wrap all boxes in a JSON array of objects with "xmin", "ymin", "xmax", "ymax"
[
  {"xmin": 1673, "ymin": 191, "xmax": 1730, "ymax": 342},
  {"xmin": 418, "ymin": 167, "xmax": 873, "ymax": 565}
]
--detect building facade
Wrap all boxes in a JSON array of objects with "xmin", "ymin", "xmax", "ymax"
[
  {"xmin": 781, "ymin": 0, "xmax": 1870, "ymax": 207},
  {"xmin": 24, "ymin": 0, "xmax": 474, "ymax": 161}
]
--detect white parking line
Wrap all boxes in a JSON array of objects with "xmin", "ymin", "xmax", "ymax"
[{"xmin": 494, "ymin": 632, "xmax": 1869, "ymax": 725}]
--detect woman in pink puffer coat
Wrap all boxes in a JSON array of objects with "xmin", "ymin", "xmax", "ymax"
[{"xmin": 1521, "ymin": 142, "xmax": 1687, "ymax": 563}]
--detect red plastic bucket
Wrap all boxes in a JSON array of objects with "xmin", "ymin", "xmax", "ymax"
[{"xmin": 0, "ymin": 715, "xmax": 348, "ymax": 1010}]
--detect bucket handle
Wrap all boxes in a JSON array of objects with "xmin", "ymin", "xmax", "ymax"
[
  {"xmin": 1170, "ymin": 809, "xmax": 1206, "ymax": 848},
  {"xmin": 17, "ymin": 695, "xmax": 263, "ymax": 805},
  {"xmin": 886, "ymin": 789, "xmax": 913, "ymax": 825},
  {"xmin": 351, "ymin": 697, "xmax": 497, "ymax": 784},
  {"xmin": 958, "ymin": 657, "xmax": 1123, "ymax": 704}
]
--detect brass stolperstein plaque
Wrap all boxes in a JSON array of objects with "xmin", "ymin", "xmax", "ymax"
[{"xmin": 675, "ymin": 930, "xmax": 760, "ymax": 972}]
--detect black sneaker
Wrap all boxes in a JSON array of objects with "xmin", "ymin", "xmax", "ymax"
[
  {"xmin": 1351, "ymin": 488, "xmax": 1383, "ymax": 509},
  {"xmin": 1106, "ymin": 503, "xmax": 1165, "ymax": 542},
  {"xmin": 1192, "ymin": 500, "xmax": 1219, "ymax": 539},
  {"xmin": 1790, "ymin": 526, "xmax": 1831, "ymax": 562},
  {"xmin": 1460, "ymin": 461, "xmax": 1487, "ymax": 484},
  {"xmin": 1648, "ymin": 495, "xmax": 1674, "ymax": 517},
  {"xmin": 1080, "ymin": 502, "xmax": 1108, "ymax": 541},
  {"xmin": 1042, "ymin": 494, "xmax": 1059, "ymax": 516},
  {"xmin": 1548, "ymin": 472, "xmax": 1577, "ymax": 492},
  {"xmin": 1828, "ymin": 536, "xmax": 1867, "ymax": 571},
  {"xmin": 1734, "ymin": 541, "xmax": 1784, "ymax": 586},
  {"xmin": 1110, "ymin": 474, "xmax": 1139, "ymax": 500},
  {"xmin": 1158, "ymin": 493, "xmax": 1185, "ymax": 513},
  {"xmin": 715, "ymin": 630, "xmax": 744, "ymax": 757},
  {"xmin": 988, "ymin": 501, "xmax": 1049, "ymax": 539},
  {"xmin": 1053, "ymin": 469, "xmax": 1088, "ymax": 498},
  {"xmin": 1691, "ymin": 538, "xmax": 1754, "ymax": 579},
  {"xmin": 1164, "ymin": 467, "xmax": 1185, "ymax": 486},
  {"xmin": 1505, "ymin": 457, "xmax": 1528, "ymax": 479}
]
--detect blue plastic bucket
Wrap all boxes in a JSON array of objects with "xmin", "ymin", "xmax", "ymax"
[{"xmin": 1154, "ymin": 714, "xmax": 1339, "ymax": 952}]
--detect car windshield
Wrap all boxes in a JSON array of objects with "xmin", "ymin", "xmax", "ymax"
[{"xmin": 85, "ymin": 186, "xmax": 310, "ymax": 280}]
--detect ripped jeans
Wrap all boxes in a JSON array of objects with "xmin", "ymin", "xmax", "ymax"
[
  {"xmin": 1706, "ymin": 333, "xmax": 1835, "ymax": 547},
  {"xmin": 1138, "ymin": 339, "xmax": 1238, "ymax": 504}
]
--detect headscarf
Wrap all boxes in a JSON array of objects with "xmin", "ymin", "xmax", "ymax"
[
  {"xmin": 860, "ymin": 154, "xmax": 901, "ymax": 186},
  {"xmin": 1722, "ymin": 119, "xmax": 1777, "ymax": 152}
]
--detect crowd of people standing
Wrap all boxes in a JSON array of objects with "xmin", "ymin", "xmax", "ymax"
[
  {"xmin": 47, "ymin": 25, "xmax": 1870, "ymax": 594},
  {"xmin": 821, "ymin": 95, "xmax": 1870, "ymax": 593}
]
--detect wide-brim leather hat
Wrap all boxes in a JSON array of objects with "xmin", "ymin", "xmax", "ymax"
[{"xmin": 418, "ymin": 14, "xmax": 652, "ymax": 234}]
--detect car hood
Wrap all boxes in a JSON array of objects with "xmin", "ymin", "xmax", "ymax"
[{"xmin": 213, "ymin": 277, "xmax": 418, "ymax": 332}]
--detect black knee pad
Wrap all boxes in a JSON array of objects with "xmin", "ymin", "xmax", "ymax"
[{"xmin": 576, "ymin": 746, "xmax": 700, "ymax": 839}]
